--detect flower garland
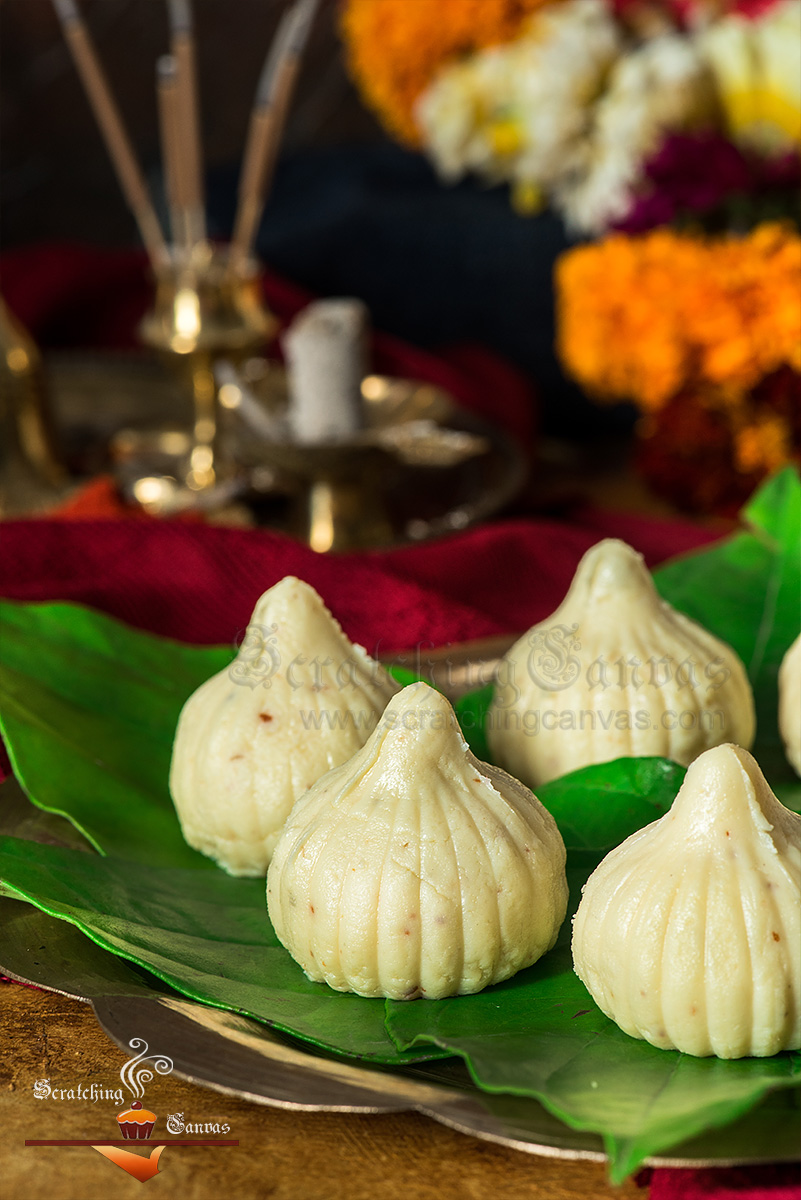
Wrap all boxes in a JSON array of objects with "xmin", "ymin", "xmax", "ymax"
[
  {"xmin": 556, "ymin": 222, "xmax": 801, "ymax": 408},
  {"xmin": 341, "ymin": 0, "xmax": 801, "ymax": 510},
  {"xmin": 616, "ymin": 131, "xmax": 800, "ymax": 232},
  {"xmin": 556, "ymin": 222, "xmax": 801, "ymax": 507},
  {"xmin": 340, "ymin": 0, "xmax": 554, "ymax": 147},
  {"xmin": 340, "ymin": 0, "xmax": 800, "ymax": 234}
]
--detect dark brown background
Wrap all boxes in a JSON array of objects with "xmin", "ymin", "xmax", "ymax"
[{"xmin": 0, "ymin": 0, "xmax": 381, "ymax": 248}]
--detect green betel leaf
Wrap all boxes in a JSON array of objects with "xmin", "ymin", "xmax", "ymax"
[
  {"xmin": 537, "ymin": 757, "xmax": 686, "ymax": 855},
  {"xmin": 0, "ymin": 600, "xmax": 229, "ymax": 868},
  {"xmin": 454, "ymin": 685, "xmax": 493, "ymax": 762},
  {"xmin": 654, "ymin": 466, "xmax": 801, "ymax": 807},
  {"xmin": 385, "ymin": 948, "xmax": 800, "ymax": 1185},
  {"xmin": 0, "ymin": 832, "xmax": 443, "ymax": 1065}
]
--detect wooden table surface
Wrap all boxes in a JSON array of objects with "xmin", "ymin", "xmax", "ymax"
[{"xmin": 2, "ymin": 984, "xmax": 647, "ymax": 1200}]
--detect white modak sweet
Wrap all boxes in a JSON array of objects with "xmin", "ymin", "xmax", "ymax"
[
  {"xmin": 487, "ymin": 539, "xmax": 756, "ymax": 787},
  {"xmin": 267, "ymin": 681, "xmax": 568, "ymax": 1000},
  {"xmin": 169, "ymin": 576, "xmax": 400, "ymax": 876},
  {"xmin": 779, "ymin": 633, "xmax": 801, "ymax": 777},
  {"xmin": 572, "ymin": 744, "xmax": 801, "ymax": 1058}
]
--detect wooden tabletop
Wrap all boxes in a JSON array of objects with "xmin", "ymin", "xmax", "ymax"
[{"xmin": 2, "ymin": 984, "xmax": 646, "ymax": 1200}]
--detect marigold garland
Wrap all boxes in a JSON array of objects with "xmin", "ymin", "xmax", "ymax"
[
  {"xmin": 556, "ymin": 222, "xmax": 801, "ymax": 410},
  {"xmin": 340, "ymin": 0, "xmax": 555, "ymax": 145},
  {"xmin": 557, "ymin": 222, "xmax": 801, "ymax": 507}
]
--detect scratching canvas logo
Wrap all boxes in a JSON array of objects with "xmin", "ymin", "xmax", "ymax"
[
  {"xmin": 27, "ymin": 1037, "xmax": 237, "ymax": 1181},
  {"xmin": 94, "ymin": 1039, "xmax": 173, "ymax": 1181}
]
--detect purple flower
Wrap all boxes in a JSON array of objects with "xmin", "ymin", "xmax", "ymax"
[{"xmin": 616, "ymin": 132, "xmax": 799, "ymax": 232}]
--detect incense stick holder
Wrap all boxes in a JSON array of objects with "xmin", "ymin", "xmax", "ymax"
[{"xmin": 138, "ymin": 248, "xmax": 277, "ymax": 490}]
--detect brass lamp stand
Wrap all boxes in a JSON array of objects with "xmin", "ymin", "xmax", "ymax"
[{"xmin": 138, "ymin": 248, "xmax": 277, "ymax": 499}]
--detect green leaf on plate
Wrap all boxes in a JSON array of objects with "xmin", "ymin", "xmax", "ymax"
[
  {"xmin": 387, "ymin": 664, "xmax": 426, "ymax": 688},
  {"xmin": 0, "ymin": 600, "xmax": 228, "ymax": 868},
  {"xmin": 0, "ymin": 832, "xmax": 444, "ymax": 1065},
  {"xmin": 654, "ymin": 466, "xmax": 801, "ymax": 807},
  {"xmin": 385, "ymin": 939, "xmax": 800, "ymax": 1184},
  {"xmin": 454, "ymin": 685, "xmax": 493, "ymax": 762},
  {"xmin": 537, "ymin": 757, "xmax": 686, "ymax": 855}
]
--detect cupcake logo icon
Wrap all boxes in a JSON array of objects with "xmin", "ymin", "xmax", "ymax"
[
  {"xmin": 116, "ymin": 1038, "xmax": 173, "ymax": 1139},
  {"xmin": 89, "ymin": 1040, "xmax": 174, "ymax": 1180},
  {"xmin": 116, "ymin": 1099, "xmax": 158, "ymax": 1141}
]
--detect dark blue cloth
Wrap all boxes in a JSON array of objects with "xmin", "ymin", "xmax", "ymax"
[{"xmin": 207, "ymin": 144, "xmax": 635, "ymax": 440}]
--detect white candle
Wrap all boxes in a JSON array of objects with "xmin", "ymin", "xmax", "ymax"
[{"xmin": 283, "ymin": 299, "xmax": 368, "ymax": 444}]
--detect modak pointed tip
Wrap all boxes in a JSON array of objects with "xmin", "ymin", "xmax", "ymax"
[
  {"xmin": 384, "ymin": 679, "xmax": 455, "ymax": 716},
  {"xmin": 575, "ymin": 538, "xmax": 651, "ymax": 599},
  {"xmin": 249, "ymin": 574, "xmax": 331, "ymax": 624},
  {"xmin": 489, "ymin": 536, "xmax": 756, "ymax": 787},
  {"xmin": 683, "ymin": 741, "xmax": 754, "ymax": 778},
  {"xmin": 370, "ymin": 681, "xmax": 466, "ymax": 756},
  {"xmin": 681, "ymin": 740, "xmax": 764, "ymax": 790},
  {"xmin": 673, "ymin": 743, "xmax": 791, "ymax": 834}
]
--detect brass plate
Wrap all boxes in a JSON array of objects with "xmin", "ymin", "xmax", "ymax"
[{"xmin": 45, "ymin": 351, "xmax": 527, "ymax": 543}]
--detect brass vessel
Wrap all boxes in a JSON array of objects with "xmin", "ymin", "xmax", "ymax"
[
  {"xmin": 0, "ymin": 297, "xmax": 66, "ymax": 516},
  {"xmin": 138, "ymin": 247, "xmax": 277, "ymax": 491}
]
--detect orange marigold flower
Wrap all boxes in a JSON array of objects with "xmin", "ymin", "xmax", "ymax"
[
  {"xmin": 340, "ymin": 0, "xmax": 556, "ymax": 145},
  {"xmin": 735, "ymin": 415, "xmax": 793, "ymax": 474},
  {"xmin": 556, "ymin": 222, "xmax": 801, "ymax": 411}
]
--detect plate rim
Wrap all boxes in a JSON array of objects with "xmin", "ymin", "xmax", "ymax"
[{"xmin": 1, "ymin": 919, "xmax": 797, "ymax": 1173}]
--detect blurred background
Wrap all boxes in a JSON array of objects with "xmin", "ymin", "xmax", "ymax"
[
  {"xmin": 1, "ymin": 0, "xmax": 380, "ymax": 246},
  {"xmin": 1, "ymin": 0, "xmax": 799, "ymax": 537}
]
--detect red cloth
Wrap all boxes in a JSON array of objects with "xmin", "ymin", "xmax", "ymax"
[
  {"xmin": 0, "ymin": 511, "xmax": 718, "ymax": 655},
  {"xmin": 649, "ymin": 1166, "xmax": 801, "ymax": 1200}
]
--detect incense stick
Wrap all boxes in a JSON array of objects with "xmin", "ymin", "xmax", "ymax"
[
  {"xmin": 229, "ymin": 0, "xmax": 319, "ymax": 274},
  {"xmin": 51, "ymin": 0, "xmax": 169, "ymax": 268},
  {"xmin": 166, "ymin": 0, "xmax": 206, "ymax": 248},
  {"xmin": 156, "ymin": 55, "xmax": 187, "ymax": 254}
]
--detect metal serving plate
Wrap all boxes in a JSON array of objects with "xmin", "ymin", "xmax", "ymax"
[
  {"xmin": 1, "ymin": 880, "xmax": 797, "ymax": 1168},
  {"xmin": 46, "ymin": 352, "xmax": 527, "ymax": 544}
]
